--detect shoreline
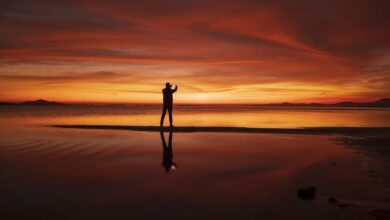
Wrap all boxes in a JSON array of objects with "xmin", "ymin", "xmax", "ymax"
[{"xmin": 49, "ymin": 125, "xmax": 390, "ymax": 135}]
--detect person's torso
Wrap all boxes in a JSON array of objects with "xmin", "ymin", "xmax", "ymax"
[{"xmin": 162, "ymin": 88, "xmax": 173, "ymax": 104}]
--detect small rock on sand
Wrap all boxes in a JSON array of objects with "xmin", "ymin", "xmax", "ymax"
[{"xmin": 297, "ymin": 186, "xmax": 316, "ymax": 200}]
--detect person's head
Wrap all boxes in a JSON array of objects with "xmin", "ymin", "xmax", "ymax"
[{"xmin": 165, "ymin": 82, "xmax": 171, "ymax": 88}]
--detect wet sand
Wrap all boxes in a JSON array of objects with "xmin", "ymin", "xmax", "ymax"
[{"xmin": 50, "ymin": 124, "xmax": 390, "ymax": 135}]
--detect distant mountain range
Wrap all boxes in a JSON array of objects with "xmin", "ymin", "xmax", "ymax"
[
  {"xmin": 263, "ymin": 98, "xmax": 390, "ymax": 107},
  {"xmin": 0, "ymin": 99, "xmax": 65, "ymax": 106},
  {"xmin": 0, "ymin": 98, "xmax": 389, "ymax": 107},
  {"xmin": 22, "ymin": 99, "xmax": 66, "ymax": 106}
]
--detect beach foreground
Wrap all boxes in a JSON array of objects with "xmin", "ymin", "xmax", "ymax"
[
  {"xmin": 1, "ymin": 126, "xmax": 389, "ymax": 219},
  {"xmin": 0, "ymin": 106, "xmax": 389, "ymax": 219}
]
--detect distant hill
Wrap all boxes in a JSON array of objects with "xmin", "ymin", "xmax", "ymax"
[
  {"xmin": 266, "ymin": 98, "xmax": 390, "ymax": 107},
  {"xmin": 326, "ymin": 98, "xmax": 390, "ymax": 107},
  {"xmin": 372, "ymin": 98, "xmax": 390, "ymax": 107},
  {"xmin": 21, "ymin": 99, "xmax": 65, "ymax": 106}
]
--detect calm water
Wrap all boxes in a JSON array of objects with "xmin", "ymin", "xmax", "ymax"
[
  {"xmin": 0, "ymin": 105, "xmax": 389, "ymax": 219},
  {"xmin": 0, "ymin": 105, "xmax": 389, "ymax": 128}
]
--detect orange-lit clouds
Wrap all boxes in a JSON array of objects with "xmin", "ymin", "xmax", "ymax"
[{"xmin": 0, "ymin": 0, "xmax": 389, "ymax": 103}]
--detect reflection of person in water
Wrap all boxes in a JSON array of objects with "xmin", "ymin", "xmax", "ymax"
[{"xmin": 160, "ymin": 129, "xmax": 177, "ymax": 173}]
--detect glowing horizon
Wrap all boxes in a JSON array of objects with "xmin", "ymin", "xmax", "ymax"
[{"xmin": 0, "ymin": 1, "xmax": 389, "ymax": 104}]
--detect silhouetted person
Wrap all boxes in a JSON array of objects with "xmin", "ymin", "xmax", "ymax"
[
  {"xmin": 160, "ymin": 82, "xmax": 178, "ymax": 127},
  {"xmin": 160, "ymin": 129, "xmax": 177, "ymax": 173}
]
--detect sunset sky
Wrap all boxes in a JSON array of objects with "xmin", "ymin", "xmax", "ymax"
[{"xmin": 0, "ymin": 0, "xmax": 389, "ymax": 104}]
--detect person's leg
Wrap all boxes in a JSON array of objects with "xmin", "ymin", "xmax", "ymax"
[
  {"xmin": 168, "ymin": 105, "xmax": 173, "ymax": 126},
  {"xmin": 168, "ymin": 128, "xmax": 172, "ymax": 147},
  {"xmin": 160, "ymin": 106, "xmax": 167, "ymax": 126}
]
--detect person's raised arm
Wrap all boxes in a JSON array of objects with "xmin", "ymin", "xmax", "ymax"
[{"xmin": 172, "ymin": 84, "xmax": 178, "ymax": 93}]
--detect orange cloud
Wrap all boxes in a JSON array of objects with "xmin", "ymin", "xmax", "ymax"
[{"xmin": 0, "ymin": 0, "xmax": 389, "ymax": 103}]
